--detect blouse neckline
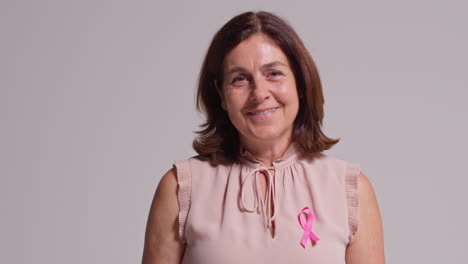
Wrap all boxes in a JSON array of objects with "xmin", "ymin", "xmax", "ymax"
[
  {"xmin": 237, "ymin": 141, "xmax": 300, "ymax": 233},
  {"xmin": 237, "ymin": 141, "xmax": 300, "ymax": 170}
]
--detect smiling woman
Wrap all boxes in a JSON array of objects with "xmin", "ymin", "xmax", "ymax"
[
  {"xmin": 192, "ymin": 11, "xmax": 339, "ymax": 165},
  {"xmin": 219, "ymin": 34, "xmax": 300, "ymax": 156},
  {"xmin": 142, "ymin": 11, "xmax": 385, "ymax": 264}
]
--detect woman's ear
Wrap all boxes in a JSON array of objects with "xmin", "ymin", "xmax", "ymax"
[{"xmin": 214, "ymin": 80, "xmax": 227, "ymax": 111}]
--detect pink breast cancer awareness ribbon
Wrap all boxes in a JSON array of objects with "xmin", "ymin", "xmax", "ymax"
[{"xmin": 298, "ymin": 206, "xmax": 320, "ymax": 248}]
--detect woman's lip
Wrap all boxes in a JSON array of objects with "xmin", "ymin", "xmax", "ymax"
[{"xmin": 247, "ymin": 107, "xmax": 279, "ymax": 114}]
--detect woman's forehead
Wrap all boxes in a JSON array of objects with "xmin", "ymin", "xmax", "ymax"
[{"xmin": 223, "ymin": 34, "xmax": 290, "ymax": 72}]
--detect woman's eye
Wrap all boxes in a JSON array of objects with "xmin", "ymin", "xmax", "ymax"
[
  {"xmin": 268, "ymin": 70, "xmax": 283, "ymax": 78},
  {"xmin": 231, "ymin": 75, "xmax": 248, "ymax": 85}
]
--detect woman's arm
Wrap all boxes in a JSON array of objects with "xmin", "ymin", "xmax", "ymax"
[
  {"xmin": 142, "ymin": 168, "xmax": 186, "ymax": 264},
  {"xmin": 345, "ymin": 172, "xmax": 385, "ymax": 263}
]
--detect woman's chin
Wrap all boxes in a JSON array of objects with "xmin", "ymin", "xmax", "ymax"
[{"xmin": 242, "ymin": 129, "xmax": 292, "ymax": 143}]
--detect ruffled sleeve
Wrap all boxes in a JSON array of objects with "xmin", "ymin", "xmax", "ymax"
[
  {"xmin": 345, "ymin": 162, "xmax": 361, "ymax": 242},
  {"xmin": 173, "ymin": 160, "xmax": 192, "ymax": 244}
]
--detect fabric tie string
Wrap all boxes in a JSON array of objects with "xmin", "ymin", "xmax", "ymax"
[
  {"xmin": 240, "ymin": 167, "xmax": 276, "ymax": 230},
  {"xmin": 298, "ymin": 206, "xmax": 320, "ymax": 247}
]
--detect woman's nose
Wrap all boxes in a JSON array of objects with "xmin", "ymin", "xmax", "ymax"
[{"xmin": 249, "ymin": 77, "xmax": 271, "ymax": 102}]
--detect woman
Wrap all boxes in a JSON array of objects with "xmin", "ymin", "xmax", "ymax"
[{"xmin": 143, "ymin": 11, "xmax": 385, "ymax": 264}]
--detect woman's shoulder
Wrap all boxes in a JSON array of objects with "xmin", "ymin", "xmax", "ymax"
[
  {"xmin": 154, "ymin": 168, "xmax": 178, "ymax": 206},
  {"xmin": 301, "ymin": 151, "xmax": 360, "ymax": 169},
  {"xmin": 176, "ymin": 154, "xmax": 236, "ymax": 168},
  {"xmin": 142, "ymin": 167, "xmax": 186, "ymax": 262}
]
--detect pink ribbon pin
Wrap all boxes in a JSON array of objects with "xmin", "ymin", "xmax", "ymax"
[{"xmin": 298, "ymin": 206, "xmax": 320, "ymax": 248}]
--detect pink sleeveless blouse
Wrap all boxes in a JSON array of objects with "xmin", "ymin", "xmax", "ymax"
[{"xmin": 173, "ymin": 142, "xmax": 360, "ymax": 263}]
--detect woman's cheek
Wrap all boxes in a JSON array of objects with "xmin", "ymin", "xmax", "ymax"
[{"xmin": 225, "ymin": 95, "xmax": 244, "ymax": 113}]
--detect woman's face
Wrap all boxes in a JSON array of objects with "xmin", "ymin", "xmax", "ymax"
[{"xmin": 220, "ymin": 33, "xmax": 299, "ymax": 145}]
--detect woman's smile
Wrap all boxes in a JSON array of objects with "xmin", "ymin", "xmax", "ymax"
[{"xmin": 246, "ymin": 107, "xmax": 280, "ymax": 120}]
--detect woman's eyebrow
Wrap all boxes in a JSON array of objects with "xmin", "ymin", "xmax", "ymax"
[
  {"xmin": 261, "ymin": 61, "xmax": 287, "ymax": 70},
  {"xmin": 225, "ymin": 66, "xmax": 248, "ymax": 75},
  {"xmin": 225, "ymin": 61, "xmax": 287, "ymax": 75}
]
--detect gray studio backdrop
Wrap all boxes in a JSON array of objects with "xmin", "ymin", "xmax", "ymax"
[{"xmin": 2, "ymin": 0, "xmax": 467, "ymax": 263}]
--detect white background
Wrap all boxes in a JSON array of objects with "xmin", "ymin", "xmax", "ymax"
[{"xmin": 2, "ymin": 0, "xmax": 467, "ymax": 263}]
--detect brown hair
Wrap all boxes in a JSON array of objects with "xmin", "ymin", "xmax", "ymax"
[{"xmin": 193, "ymin": 11, "xmax": 339, "ymax": 164}]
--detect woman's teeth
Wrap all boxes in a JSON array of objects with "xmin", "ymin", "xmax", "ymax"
[{"xmin": 249, "ymin": 108, "xmax": 277, "ymax": 115}]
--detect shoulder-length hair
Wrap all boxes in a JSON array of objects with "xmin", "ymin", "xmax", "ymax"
[{"xmin": 192, "ymin": 11, "xmax": 339, "ymax": 165}]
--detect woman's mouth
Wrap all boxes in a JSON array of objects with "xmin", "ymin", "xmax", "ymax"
[{"xmin": 247, "ymin": 107, "xmax": 279, "ymax": 119}]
